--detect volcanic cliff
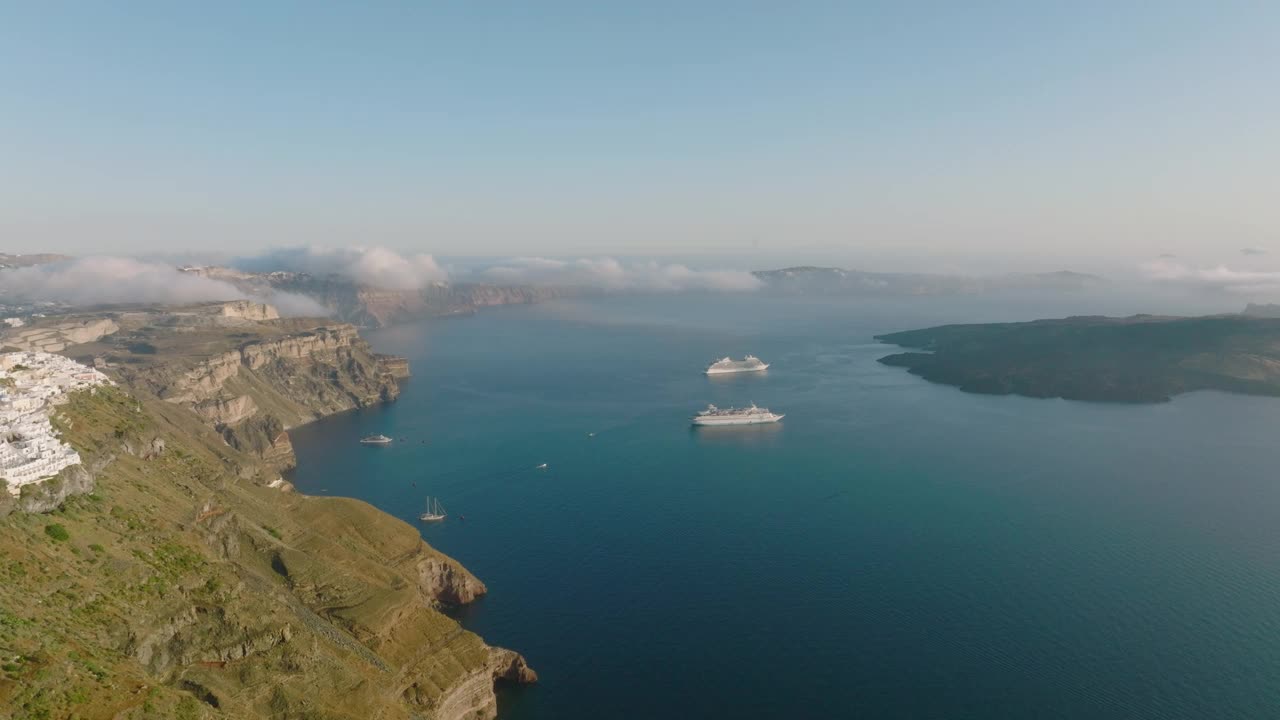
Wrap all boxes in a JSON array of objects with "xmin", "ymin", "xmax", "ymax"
[{"xmin": 0, "ymin": 303, "xmax": 534, "ymax": 719}]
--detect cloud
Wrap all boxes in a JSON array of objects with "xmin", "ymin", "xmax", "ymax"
[
  {"xmin": 260, "ymin": 291, "xmax": 331, "ymax": 317},
  {"xmin": 0, "ymin": 256, "xmax": 328, "ymax": 316},
  {"xmin": 235, "ymin": 246, "xmax": 447, "ymax": 290},
  {"xmin": 478, "ymin": 257, "xmax": 763, "ymax": 292},
  {"xmin": 1241, "ymin": 247, "xmax": 1268, "ymax": 256},
  {"xmin": 1139, "ymin": 259, "xmax": 1280, "ymax": 295}
]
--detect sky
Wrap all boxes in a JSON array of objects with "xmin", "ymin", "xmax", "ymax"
[{"xmin": 2, "ymin": 1, "xmax": 1278, "ymax": 271}]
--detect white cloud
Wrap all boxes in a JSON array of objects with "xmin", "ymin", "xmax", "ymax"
[
  {"xmin": 1140, "ymin": 259, "xmax": 1280, "ymax": 295},
  {"xmin": 478, "ymin": 257, "xmax": 762, "ymax": 292},
  {"xmin": 236, "ymin": 246, "xmax": 448, "ymax": 290},
  {"xmin": 0, "ymin": 256, "xmax": 328, "ymax": 317}
]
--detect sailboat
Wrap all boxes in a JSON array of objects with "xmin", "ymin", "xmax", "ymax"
[{"xmin": 420, "ymin": 496, "xmax": 447, "ymax": 522}]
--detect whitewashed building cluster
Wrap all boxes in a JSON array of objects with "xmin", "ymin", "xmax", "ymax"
[{"xmin": 0, "ymin": 352, "xmax": 111, "ymax": 496}]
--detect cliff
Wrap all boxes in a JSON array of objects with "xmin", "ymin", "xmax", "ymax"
[
  {"xmin": 62, "ymin": 308, "xmax": 402, "ymax": 471},
  {"xmin": 876, "ymin": 314, "xmax": 1280, "ymax": 402},
  {"xmin": 0, "ymin": 332, "xmax": 533, "ymax": 719},
  {"xmin": 377, "ymin": 354, "xmax": 412, "ymax": 379}
]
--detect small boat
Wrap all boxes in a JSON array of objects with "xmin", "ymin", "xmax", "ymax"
[
  {"xmin": 535, "ymin": 463, "xmax": 548, "ymax": 470},
  {"xmin": 360, "ymin": 434, "xmax": 393, "ymax": 445},
  {"xmin": 420, "ymin": 496, "xmax": 447, "ymax": 522}
]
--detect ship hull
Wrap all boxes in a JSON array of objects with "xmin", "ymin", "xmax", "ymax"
[
  {"xmin": 705, "ymin": 364, "xmax": 769, "ymax": 375},
  {"xmin": 692, "ymin": 414, "xmax": 783, "ymax": 426}
]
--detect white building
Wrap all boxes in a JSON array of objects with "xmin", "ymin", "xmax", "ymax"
[{"xmin": 0, "ymin": 352, "xmax": 112, "ymax": 496}]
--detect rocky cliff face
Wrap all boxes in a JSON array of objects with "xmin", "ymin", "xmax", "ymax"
[
  {"xmin": 0, "ymin": 356, "xmax": 532, "ymax": 720},
  {"xmin": 377, "ymin": 354, "xmax": 411, "ymax": 379},
  {"xmin": 0, "ymin": 463, "xmax": 95, "ymax": 517},
  {"xmin": 106, "ymin": 321, "xmax": 401, "ymax": 471},
  {"xmin": 193, "ymin": 394, "xmax": 259, "ymax": 426},
  {"xmin": 215, "ymin": 300, "xmax": 280, "ymax": 321}
]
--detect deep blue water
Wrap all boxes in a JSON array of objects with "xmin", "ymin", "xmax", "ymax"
[{"xmin": 287, "ymin": 295, "xmax": 1280, "ymax": 719}]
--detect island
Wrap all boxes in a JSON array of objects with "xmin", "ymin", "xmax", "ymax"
[{"xmin": 876, "ymin": 314, "xmax": 1280, "ymax": 403}]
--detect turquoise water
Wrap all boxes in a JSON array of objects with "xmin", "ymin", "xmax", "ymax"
[{"xmin": 287, "ymin": 295, "xmax": 1280, "ymax": 719}]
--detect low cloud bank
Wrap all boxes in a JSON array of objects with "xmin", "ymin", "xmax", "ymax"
[
  {"xmin": 235, "ymin": 246, "xmax": 448, "ymax": 290},
  {"xmin": 0, "ymin": 256, "xmax": 328, "ymax": 316},
  {"xmin": 1140, "ymin": 259, "xmax": 1280, "ymax": 296},
  {"xmin": 478, "ymin": 257, "xmax": 762, "ymax": 292}
]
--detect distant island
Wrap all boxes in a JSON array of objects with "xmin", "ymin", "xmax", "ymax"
[
  {"xmin": 180, "ymin": 266, "xmax": 565, "ymax": 328},
  {"xmin": 1241, "ymin": 303, "xmax": 1280, "ymax": 318},
  {"xmin": 753, "ymin": 266, "xmax": 1105, "ymax": 296},
  {"xmin": 876, "ymin": 314, "xmax": 1280, "ymax": 403}
]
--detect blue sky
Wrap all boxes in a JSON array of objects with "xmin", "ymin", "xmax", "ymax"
[{"xmin": 2, "ymin": 2, "xmax": 1277, "ymax": 269}]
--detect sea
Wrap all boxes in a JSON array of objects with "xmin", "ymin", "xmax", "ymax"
[{"xmin": 286, "ymin": 293, "xmax": 1280, "ymax": 720}]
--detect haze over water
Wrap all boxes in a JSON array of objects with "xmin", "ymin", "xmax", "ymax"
[{"xmin": 288, "ymin": 295, "xmax": 1280, "ymax": 719}]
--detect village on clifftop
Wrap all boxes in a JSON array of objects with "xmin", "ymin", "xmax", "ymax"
[{"xmin": 0, "ymin": 351, "xmax": 111, "ymax": 496}]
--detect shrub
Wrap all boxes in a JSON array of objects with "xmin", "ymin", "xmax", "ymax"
[{"xmin": 44, "ymin": 524, "xmax": 70, "ymax": 542}]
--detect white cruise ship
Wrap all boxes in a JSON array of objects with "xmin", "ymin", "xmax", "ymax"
[
  {"xmin": 691, "ymin": 403, "xmax": 784, "ymax": 426},
  {"xmin": 705, "ymin": 355, "xmax": 769, "ymax": 375}
]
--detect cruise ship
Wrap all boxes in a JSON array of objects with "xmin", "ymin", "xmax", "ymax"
[
  {"xmin": 359, "ymin": 434, "xmax": 393, "ymax": 445},
  {"xmin": 691, "ymin": 403, "xmax": 784, "ymax": 426},
  {"xmin": 705, "ymin": 355, "xmax": 769, "ymax": 375}
]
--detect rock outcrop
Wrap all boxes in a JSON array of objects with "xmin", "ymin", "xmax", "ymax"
[
  {"xmin": 99, "ymin": 318, "xmax": 403, "ymax": 471},
  {"xmin": 193, "ymin": 394, "xmax": 258, "ymax": 426},
  {"xmin": 416, "ymin": 551, "xmax": 490, "ymax": 606},
  {"xmin": 1, "ymin": 463, "xmax": 94, "ymax": 516},
  {"xmin": 377, "ymin": 353, "xmax": 412, "ymax": 379},
  {"xmin": 213, "ymin": 300, "xmax": 280, "ymax": 321}
]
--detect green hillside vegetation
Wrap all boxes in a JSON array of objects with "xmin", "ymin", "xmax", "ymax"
[{"xmin": 0, "ymin": 385, "xmax": 527, "ymax": 720}]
